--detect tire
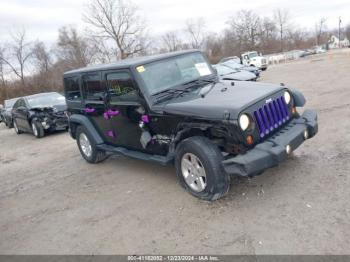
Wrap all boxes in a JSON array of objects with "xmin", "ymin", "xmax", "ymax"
[
  {"xmin": 76, "ymin": 125, "xmax": 108, "ymax": 164},
  {"xmin": 175, "ymin": 136, "xmax": 231, "ymax": 201},
  {"xmin": 31, "ymin": 120, "xmax": 45, "ymax": 138},
  {"xmin": 13, "ymin": 119, "xmax": 22, "ymax": 134}
]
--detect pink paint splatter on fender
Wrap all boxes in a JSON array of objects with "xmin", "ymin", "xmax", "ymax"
[{"xmin": 141, "ymin": 115, "xmax": 150, "ymax": 123}]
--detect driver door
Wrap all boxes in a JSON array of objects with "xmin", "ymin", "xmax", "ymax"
[
  {"xmin": 13, "ymin": 98, "xmax": 31, "ymax": 131},
  {"xmin": 103, "ymin": 70, "xmax": 145, "ymax": 150}
]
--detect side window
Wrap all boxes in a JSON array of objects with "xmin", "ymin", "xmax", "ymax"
[
  {"xmin": 106, "ymin": 71, "xmax": 138, "ymax": 102},
  {"xmin": 64, "ymin": 76, "xmax": 81, "ymax": 101},
  {"xmin": 13, "ymin": 100, "xmax": 21, "ymax": 109},
  {"xmin": 20, "ymin": 100, "xmax": 26, "ymax": 108},
  {"xmin": 82, "ymin": 73, "xmax": 104, "ymax": 101}
]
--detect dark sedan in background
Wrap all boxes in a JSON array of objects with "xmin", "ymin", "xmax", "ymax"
[
  {"xmin": 11, "ymin": 92, "xmax": 68, "ymax": 138},
  {"xmin": 1, "ymin": 98, "xmax": 19, "ymax": 128}
]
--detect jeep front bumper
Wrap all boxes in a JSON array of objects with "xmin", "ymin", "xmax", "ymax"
[{"xmin": 222, "ymin": 110, "xmax": 318, "ymax": 176}]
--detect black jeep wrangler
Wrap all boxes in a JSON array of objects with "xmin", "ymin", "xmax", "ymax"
[{"xmin": 64, "ymin": 50, "xmax": 318, "ymax": 201}]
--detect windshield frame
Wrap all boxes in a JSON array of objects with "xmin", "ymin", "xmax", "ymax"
[{"xmin": 132, "ymin": 51, "xmax": 216, "ymax": 105}]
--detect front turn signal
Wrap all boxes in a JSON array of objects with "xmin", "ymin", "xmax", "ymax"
[
  {"xmin": 291, "ymin": 107, "xmax": 297, "ymax": 114},
  {"xmin": 246, "ymin": 135, "xmax": 254, "ymax": 145}
]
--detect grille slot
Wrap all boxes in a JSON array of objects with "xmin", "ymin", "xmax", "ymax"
[{"xmin": 254, "ymin": 96, "xmax": 290, "ymax": 138}]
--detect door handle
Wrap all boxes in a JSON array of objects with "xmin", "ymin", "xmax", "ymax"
[
  {"xmin": 84, "ymin": 107, "xmax": 96, "ymax": 113},
  {"xmin": 104, "ymin": 109, "xmax": 120, "ymax": 119}
]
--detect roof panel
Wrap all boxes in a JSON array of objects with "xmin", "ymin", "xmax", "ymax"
[{"xmin": 64, "ymin": 50, "xmax": 200, "ymax": 76}]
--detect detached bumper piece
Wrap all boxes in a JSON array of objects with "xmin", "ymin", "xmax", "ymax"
[{"xmin": 222, "ymin": 110, "xmax": 318, "ymax": 176}]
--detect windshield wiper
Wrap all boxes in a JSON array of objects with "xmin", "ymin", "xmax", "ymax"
[{"xmin": 152, "ymin": 77, "xmax": 218, "ymax": 104}]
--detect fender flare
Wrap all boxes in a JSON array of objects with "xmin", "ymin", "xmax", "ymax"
[
  {"xmin": 290, "ymin": 89, "xmax": 306, "ymax": 107},
  {"xmin": 69, "ymin": 114, "xmax": 104, "ymax": 144}
]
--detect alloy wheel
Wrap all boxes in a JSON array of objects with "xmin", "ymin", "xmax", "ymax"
[
  {"xmin": 181, "ymin": 153, "xmax": 207, "ymax": 192},
  {"xmin": 79, "ymin": 133, "xmax": 92, "ymax": 158}
]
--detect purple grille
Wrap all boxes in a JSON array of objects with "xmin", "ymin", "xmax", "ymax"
[{"xmin": 254, "ymin": 96, "xmax": 290, "ymax": 138}]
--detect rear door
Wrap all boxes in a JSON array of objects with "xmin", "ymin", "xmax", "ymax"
[{"xmin": 81, "ymin": 72, "xmax": 115, "ymax": 144}]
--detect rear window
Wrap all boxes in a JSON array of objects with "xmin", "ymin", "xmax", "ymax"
[{"xmin": 64, "ymin": 76, "xmax": 81, "ymax": 101}]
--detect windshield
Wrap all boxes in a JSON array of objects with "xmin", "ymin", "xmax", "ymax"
[
  {"xmin": 4, "ymin": 99, "xmax": 17, "ymax": 108},
  {"xmin": 27, "ymin": 93, "xmax": 66, "ymax": 108},
  {"xmin": 248, "ymin": 52, "xmax": 259, "ymax": 58},
  {"xmin": 137, "ymin": 52, "xmax": 214, "ymax": 95},
  {"xmin": 213, "ymin": 64, "xmax": 237, "ymax": 76}
]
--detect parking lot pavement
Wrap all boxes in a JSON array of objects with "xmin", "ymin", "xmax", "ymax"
[{"xmin": 0, "ymin": 49, "xmax": 350, "ymax": 255}]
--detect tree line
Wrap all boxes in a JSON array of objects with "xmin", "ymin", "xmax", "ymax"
[{"xmin": 1, "ymin": 0, "xmax": 349, "ymax": 103}]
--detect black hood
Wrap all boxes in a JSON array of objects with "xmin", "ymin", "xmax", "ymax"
[{"xmin": 152, "ymin": 81, "xmax": 284, "ymax": 120}]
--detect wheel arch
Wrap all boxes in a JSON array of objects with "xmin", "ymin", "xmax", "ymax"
[{"xmin": 68, "ymin": 114, "xmax": 104, "ymax": 145}]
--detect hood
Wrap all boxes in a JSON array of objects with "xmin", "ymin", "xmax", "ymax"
[
  {"xmin": 243, "ymin": 66, "xmax": 259, "ymax": 72},
  {"xmin": 153, "ymin": 81, "xmax": 284, "ymax": 120},
  {"xmin": 220, "ymin": 71, "xmax": 256, "ymax": 81},
  {"xmin": 31, "ymin": 104, "xmax": 67, "ymax": 113}
]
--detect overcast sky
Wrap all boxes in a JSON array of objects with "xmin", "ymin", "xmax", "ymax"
[{"xmin": 0, "ymin": 0, "xmax": 349, "ymax": 45}]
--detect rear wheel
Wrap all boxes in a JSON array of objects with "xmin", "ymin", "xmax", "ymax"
[
  {"xmin": 31, "ymin": 120, "xmax": 44, "ymax": 138},
  {"xmin": 76, "ymin": 126, "xmax": 108, "ymax": 164},
  {"xmin": 175, "ymin": 136, "xmax": 230, "ymax": 201}
]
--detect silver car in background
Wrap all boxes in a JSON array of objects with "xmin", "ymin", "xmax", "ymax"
[{"xmin": 213, "ymin": 64, "xmax": 258, "ymax": 82}]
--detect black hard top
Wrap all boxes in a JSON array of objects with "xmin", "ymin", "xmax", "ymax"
[{"xmin": 64, "ymin": 50, "xmax": 200, "ymax": 76}]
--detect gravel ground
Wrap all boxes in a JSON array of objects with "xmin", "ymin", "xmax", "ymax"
[{"xmin": 0, "ymin": 49, "xmax": 349, "ymax": 255}]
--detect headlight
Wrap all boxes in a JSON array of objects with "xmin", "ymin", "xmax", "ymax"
[
  {"xmin": 239, "ymin": 114, "xmax": 250, "ymax": 131},
  {"xmin": 284, "ymin": 91, "xmax": 291, "ymax": 104}
]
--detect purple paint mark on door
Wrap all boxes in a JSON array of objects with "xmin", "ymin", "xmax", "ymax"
[
  {"xmin": 141, "ymin": 115, "xmax": 150, "ymax": 123},
  {"xmin": 84, "ymin": 108, "xmax": 95, "ymax": 113},
  {"xmin": 106, "ymin": 130, "xmax": 115, "ymax": 138},
  {"xmin": 103, "ymin": 112, "xmax": 110, "ymax": 120}
]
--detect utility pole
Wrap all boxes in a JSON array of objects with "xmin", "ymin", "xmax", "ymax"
[{"xmin": 338, "ymin": 17, "xmax": 342, "ymax": 48}]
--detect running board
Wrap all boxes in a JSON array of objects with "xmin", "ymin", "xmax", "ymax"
[{"xmin": 96, "ymin": 144, "xmax": 173, "ymax": 166}]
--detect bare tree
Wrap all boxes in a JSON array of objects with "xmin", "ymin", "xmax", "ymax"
[
  {"xmin": 227, "ymin": 10, "xmax": 261, "ymax": 52},
  {"xmin": 161, "ymin": 31, "xmax": 183, "ymax": 52},
  {"xmin": 0, "ymin": 29, "xmax": 33, "ymax": 86},
  {"xmin": 32, "ymin": 41, "xmax": 52, "ymax": 73},
  {"xmin": 83, "ymin": 0, "xmax": 148, "ymax": 59},
  {"xmin": 315, "ymin": 18, "xmax": 327, "ymax": 46},
  {"xmin": 274, "ymin": 8, "xmax": 290, "ymax": 52},
  {"xmin": 56, "ymin": 26, "xmax": 93, "ymax": 69},
  {"xmin": 203, "ymin": 33, "xmax": 223, "ymax": 63},
  {"xmin": 184, "ymin": 18, "xmax": 207, "ymax": 49},
  {"xmin": 0, "ymin": 46, "xmax": 6, "ymax": 88},
  {"xmin": 88, "ymin": 35, "xmax": 116, "ymax": 63}
]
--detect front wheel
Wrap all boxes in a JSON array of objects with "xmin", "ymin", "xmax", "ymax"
[
  {"xmin": 31, "ymin": 120, "xmax": 45, "ymax": 138},
  {"xmin": 175, "ymin": 136, "xmax": 230, "ymax": 201},
  {"xmin": 76, "ymin": 126, "xmax": 108, "ymax": 164}
]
